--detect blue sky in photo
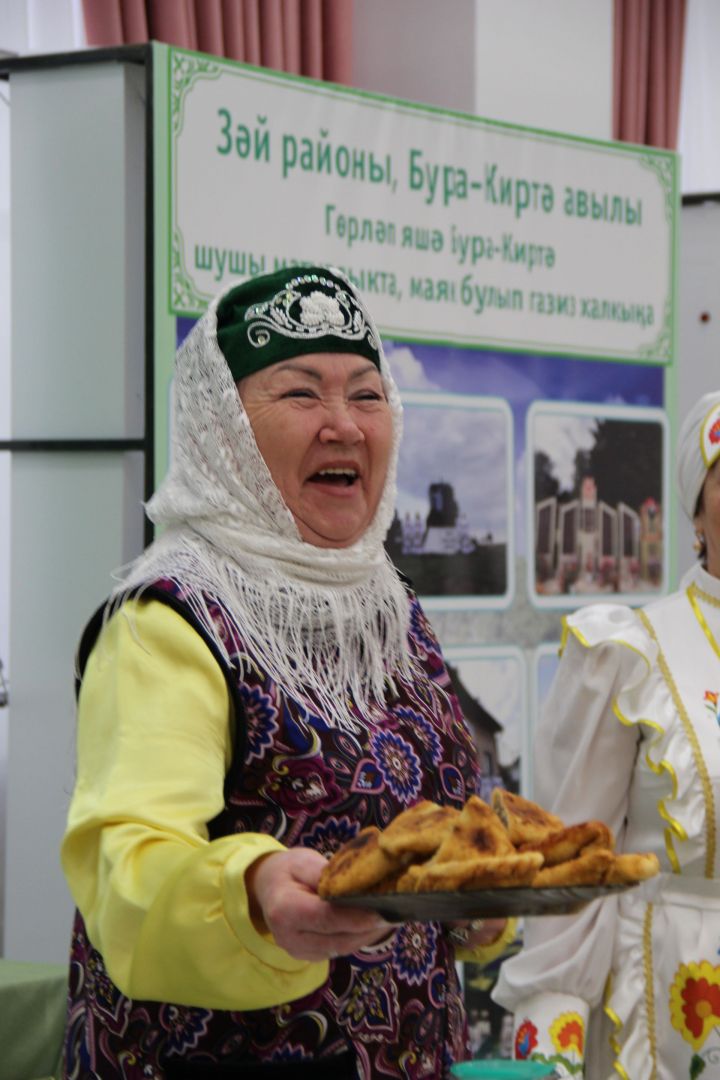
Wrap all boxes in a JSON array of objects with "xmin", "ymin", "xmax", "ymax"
[{"xmin": 384, "ymin": 339, "xmax": 664, "ymax": 444}]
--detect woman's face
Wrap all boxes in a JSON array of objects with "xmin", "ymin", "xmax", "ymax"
[
  {"xmin": 237, "ymin": 353, "xmax": 393, "ymax": 548},
  {"xmin": 696, "ymin": 458, "xmax": 720, "ymax": 577}
]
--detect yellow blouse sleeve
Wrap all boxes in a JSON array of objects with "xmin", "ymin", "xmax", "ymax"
[
  {"xmin": 456, "ymin": 917, "xmax": 519, "ymax": 965},
  {"xmin": 61, "ymin": 598, "xmax": 328, "ymax": 1010}
]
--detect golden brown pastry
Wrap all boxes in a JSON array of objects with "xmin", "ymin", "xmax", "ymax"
[
  {"xmin": 531, "ymin": 848, "xmax": 614, "ymax": 888},
  {"xmin": 491, "ymin": 787, "xmax": 564, "ymax": 845},
  {"xmin": 517, "ymin": 820, "xmax": 614, "ymax": 866},
  {"xmin": 317, "ymin": 826, "xmax": 399, "ymax": 899},
  {"xmin": 378, "ymin": 800, "xmax": 460, "ymax": 860},
  {"xmin": 408, "ymin": 851, "xmax": 544, "ymax": 892},
  {"xmin": 431, "ymin": 795, "xmax": 516, "ymax": 864},
  {"xmin": 316, "ymin": 791, "xmax": 659, "ymax": 901},
  {"xmin": 605, "ymin": 851, "xmax": 660, "ymax": 884}
]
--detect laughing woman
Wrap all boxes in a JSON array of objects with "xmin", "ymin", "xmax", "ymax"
[{"xmin": 60, "ymin": 265, "xmax": 508, "ymax": 1080}]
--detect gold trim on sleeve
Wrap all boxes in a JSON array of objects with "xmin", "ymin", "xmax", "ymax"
[
  {"xmin": 639, "ymin": 608, "xmax": 716, "ymax": 878},
  {"xmin": 688, "ymin": 583, "xmax": 720, "ymax": 662},
  {"xmin": 642, "ymin": 902, "xmax": 658, "ymax": 1080}
]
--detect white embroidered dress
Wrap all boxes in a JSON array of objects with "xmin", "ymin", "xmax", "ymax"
[{"xmin": 494, "ymin": 562, "xmax": 720, "ymax": 1080}]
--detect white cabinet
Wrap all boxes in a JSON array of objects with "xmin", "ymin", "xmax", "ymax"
[{"xmin": 2, "ymin": 51, "xmax": 149, "ymax": 962}]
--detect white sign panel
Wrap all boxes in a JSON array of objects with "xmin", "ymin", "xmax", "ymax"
[{"xmin": 169, "ymin": 48, "xmax": 677, "ymax": 364}]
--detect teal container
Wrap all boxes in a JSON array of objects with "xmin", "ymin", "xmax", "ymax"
[{"xmin": 450, "ymin": 1061, "xmax": 556, "ymax": 1079}]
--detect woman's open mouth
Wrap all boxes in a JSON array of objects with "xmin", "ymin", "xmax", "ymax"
[{"xmin": 309, "ymin": 468, "xmax": 359, "ymax": 487}]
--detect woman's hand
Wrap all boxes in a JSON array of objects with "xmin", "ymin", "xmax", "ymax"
[{"xmin": 246, "ymin": 849, "xmax": 393, "ymax": 962}]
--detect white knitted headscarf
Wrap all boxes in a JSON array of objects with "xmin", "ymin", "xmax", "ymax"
[
  {"xmin": 676, "ymin": 390, "xmax": 720, "ymax": 521},
  {"xmin": 114, "ymin": 268, "xmax": 413, "ymax": 731}
]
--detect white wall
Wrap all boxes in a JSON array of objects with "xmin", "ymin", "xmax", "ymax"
[
  {"xmin": 473, "ymin": 0, "xmax": 613, "ymax": 138},
  {"xmin": 0, "ymin": 79, "xmax": 10, "ymax": 955},
  {"xmin": 0, "ymin": 0, "xmax": 86, "ymax": 954},
  {"xmin": 353, "ymin": 0, "xmax": 478, "ymax": 113},
  {"xmin": 678, "ymin": 0, "xmax": 720, "ymax": 194},
  {"xmin": 676, "ymin": 200, "xmax": 720, "ymax": 581},
  {"xmin": 353, "ymin": 0, "xmax": 613, "ymax": 139}
]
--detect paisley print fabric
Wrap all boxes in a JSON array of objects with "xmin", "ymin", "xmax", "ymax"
[{"xmin": 63, "ymin": 579, "xmax": 480, "ymax": 1078}]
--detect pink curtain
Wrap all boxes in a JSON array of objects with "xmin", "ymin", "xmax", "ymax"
[
  {"xmin": 81, "ymin": 0, "xmax": 353, "ymax": 84},
  {"xmin": 614, "ymin": 0, "xmax": 686, "ymax": 149}
]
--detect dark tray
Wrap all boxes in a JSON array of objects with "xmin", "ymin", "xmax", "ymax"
[{"xmin": 331, "ymin": 883, "xmax": 636, "ymax": 921}]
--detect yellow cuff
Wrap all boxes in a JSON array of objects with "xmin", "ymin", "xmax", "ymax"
[
  {"xmin": 457, "ymin": 917, "xmax": 518, "ymax": 965},
  {"xmin": 220, "ymin": 837, "xmax": 327, "ymax": 973}
]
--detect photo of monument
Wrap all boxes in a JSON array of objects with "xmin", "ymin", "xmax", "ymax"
[{"xmin": 528, "ymin": 402, "xmax": 667, "ymax": 603}]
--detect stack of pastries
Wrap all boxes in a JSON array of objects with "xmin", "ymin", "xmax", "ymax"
[{"xmin": 317, "ymin": 790, "xmax": 659, "ymax": 899}]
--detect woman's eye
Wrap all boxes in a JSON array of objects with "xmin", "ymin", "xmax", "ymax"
[
  {"xmin": 353, "ymin": 390, "xmax": 383, "ymax": 402},
  {"xmin": 283, "ymin": 388, "xmax": 316, "ymax": 400}
]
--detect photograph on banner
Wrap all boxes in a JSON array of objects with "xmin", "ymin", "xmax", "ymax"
[
  {"xmin": 527, "ymin": 400, "xmax": 668, "ymax": 608},
  {"xmin": 443, "ymin": 645, "xmax": 528, "ymax": 801},
  {"xmin": 443, "ymin": 644, "xmax": 527, "ymax": 1064},
  {"xmin": 383, "ymin": 382, "xmax": 513, "ymax": 610},
  {"xmin": 384, "ymin": 339, "xmax": 665, "ymax": 642}
]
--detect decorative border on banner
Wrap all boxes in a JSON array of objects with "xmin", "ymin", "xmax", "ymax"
[
  {"xmin": 167, "ymin": 47, "xmax": 678, "ymax": 364},
  {"xmin": 169, "ymin": 51, "xmax": 224, "ymax": 314}
]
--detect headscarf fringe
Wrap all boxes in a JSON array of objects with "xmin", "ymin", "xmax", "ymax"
[{"xmin": 112, "ymin": 530, "xmax": 415, "ymax": 734}]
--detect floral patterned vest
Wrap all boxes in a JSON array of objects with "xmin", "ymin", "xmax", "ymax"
[{"xmin": 63, "ymin": 578, "xmax": 480, "ymax": 1079}]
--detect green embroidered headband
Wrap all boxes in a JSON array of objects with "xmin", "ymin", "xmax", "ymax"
[{"xmin": 215, "ymin": 265, "xmax": 382, "ymax": 380}]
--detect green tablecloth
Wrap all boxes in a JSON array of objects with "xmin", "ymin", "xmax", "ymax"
[{"xmin": 0, "ymin": 959, "xmax": 67, "ymax": 1080}]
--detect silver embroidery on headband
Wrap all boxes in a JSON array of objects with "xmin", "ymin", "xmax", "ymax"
[{"xmin": 244, "ymin": 273, "xmax": 378, "ymax": 351}]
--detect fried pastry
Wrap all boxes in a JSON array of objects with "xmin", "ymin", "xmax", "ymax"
[
  {"xmin": 317, "ymin": 826, "xmax": 399, "ymax": 899},
  {"xmin": 492, "ymin": 787, "xmax": 564, "ymax": 845},
  {"xmin": 531, "ymin": 847, "xmax": 614, "ymax": 888},
  {"xmin": 378, "ymin": 800, "xmax": 460, "ymax": 860},
  {"xmin": 409, "ymin": 851, "xmax": 544, "ymax": 892},
  {"xmin": 317, "ymin": 791, "xmax": 657, "ymax": 903},
  {"xmin": 605, "ymin": 851, "xmax": 660, "ymax": 885},
  {"xmin": 461, "ymin": 850, "xmax": 544, "ymax": 890},
  {"xmin": 432, "ymin": 794, "xmax": 516, "ymax": 863},
  {"xmin": 517, "ymin": 820, "xmax": 614, "ymax": 866}
]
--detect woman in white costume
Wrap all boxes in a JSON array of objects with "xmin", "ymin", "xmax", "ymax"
[{"xmin": 494, "ymin": 390, "xmax": 720, "ymax": 1080}]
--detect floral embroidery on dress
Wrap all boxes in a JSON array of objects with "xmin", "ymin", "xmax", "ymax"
[
  {"xmin": 396, "ymin": 707, "xmax": 443, "ymax": 766},
  {"xmin": 392, "ymin": 923, "xmax": 439, "ymax": 987},
  {"xmin": 335, "ymin": 965, "xmax": 399, "ymax": 1040},
  {"xmin": 704, "ymin": 690, "xmax": 720, "ymax": 727},
  {"xmin": 301, "ymin": 813, "xmax": 358, "ymax": 857},
  {"xmin": 513, "ymin": 1013, "xmax": 585, "ymax": 1078},
  {"xmin": 86, "ymin": 949, "xmax": 131, "ymax": 1036},
  {"xmin": 670, "ymin": 961, "xmax": 720, "ymax": 1051},
  {"xmin": 370, "ymin": 730, "xmax": 423, "ymax": 804},
  {"xmin": 514, "ymin": 1018, "xmax": 538, "ymax": 1059},
  {"xmin": 158, "ymin": 1004, "xmax": 212, "ymax": 1054},
  {"xmin": 549, "ymin": 1011, "xmax": 585, "ymax": 1057},
  {"xmin": 239, "ymin": 684, "xmax": 279, "ymax": 761},
  {"xmin": 409, "ymin": 604, "xmax": 440, "ymax": 655},
  {"xmin": 261, "ymin": 751, "xmax": 343, "ymax": 813}
]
